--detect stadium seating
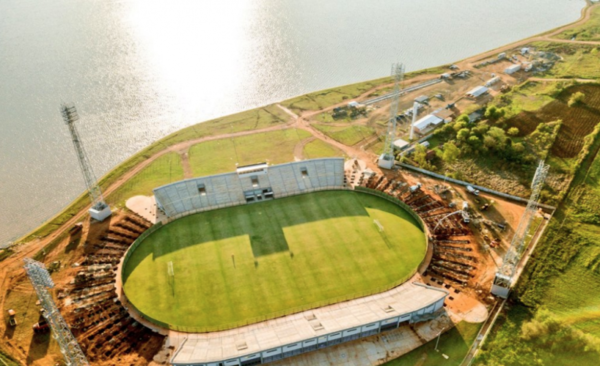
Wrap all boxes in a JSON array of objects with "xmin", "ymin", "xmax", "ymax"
[{"xmin": 154, "ymin": 158, "xmax": 345, "ymax": 218}]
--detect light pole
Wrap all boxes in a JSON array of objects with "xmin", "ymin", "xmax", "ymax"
[{"xmin": 435, "ymin": 332, "xmax": 442, "ymax": 352}]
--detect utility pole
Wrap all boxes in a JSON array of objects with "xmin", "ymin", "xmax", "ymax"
[{"xmin": 61, "ymin": 104, "xmax": 111, "ymax": 221}]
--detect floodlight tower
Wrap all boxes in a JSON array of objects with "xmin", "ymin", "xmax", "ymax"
[
  {"xmin": 61, "ymin": 104, "xmax": 111, "ymax": 221},
  {"xmin": 24, "ymin": 258, "xmax": 90, "ymax": 366},
  {"xmin": 409, "ymin": 101, "xmax": 419, "ymax": 140},
  {"xmin": 378, "ymin": 63, "xmax": 405, "ymax": 169},
  {"xmin": 491, "ymin": 160, "xmax": 549, "ymax": 298}
]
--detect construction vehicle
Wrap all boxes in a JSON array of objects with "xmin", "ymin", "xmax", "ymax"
[
  {"xmin": 7, "ymin": 309, "xmax": 17, "ymax": 326},
  {"xmin": 69, "ymin": 222, "xmax": 83, "ymax": 234},
  {"xmin": 466, "ymin": 185, "xmax": 480, "ymax": 196},
  {"xmin": 33, "ymin": 318, "xmax": 49, "ymax": 334}
]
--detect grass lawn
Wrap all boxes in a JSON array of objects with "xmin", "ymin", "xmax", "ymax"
[
  {"xmin": 313, "ymin": 124, "xmax": 375, "ymax": 146},
  {"xmin": 383, "ymin": 322, "xmax": 481, "ymax": 366},
  {"xmin": 556, "ymin": 6, "xmax": 600, "ymax": 41},
  {"xmin": 18, "ymin": 105, "xmax": 288, "ymax": 242},
  {"xmin": 188, "ymin": 129, "xmax": 311, "ymax": 177},
  {"xmin": 303, "ymin": 139, "xmax": 345, "ymax": 159},
  {"xmin": 281, "ymin": 67, "xmax": 447, "ymax": 114},
  {"xmin": 122, "ymin": 191, "xmax": 426, "ymax": 332},
  {"xmin": 105, "ymin": 152, "xmax": 184, "ymax": 207}
]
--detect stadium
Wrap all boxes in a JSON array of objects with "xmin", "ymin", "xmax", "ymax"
[{"xmin": 117, "ymin": 158, "xmax": 450, "ymax": 366}]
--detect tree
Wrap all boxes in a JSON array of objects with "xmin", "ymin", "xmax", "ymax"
[
  {"xmin": 468, "ymin": 135, "xmax": 481, "ymax": 147},
  {"xmin": 485, "ymin": 105, "xmax": 505, "ymax": 121},
  {"xmin": 413, "ymin": 144, "xmax": 429, "ymax": 168},
  {"xmin": 507, "ymin": 127, "xmax": 519, "ymax": 136},
  {"xmin": 472, "ymin": 124, "xmax": 489, "ymax": 136},
  {"xmin": 568, "ymin": 91, "xmax": 585, "ymax": 107},
  {"xmin": 457, "ymin": 128, "xmax": 470, "ymax": 141},
  {"xmin": 457, "ymin": 114, "xmax": 470, "ymax": 124},
  {"xmin": 442, "ymin": 142, "xmax": 460, "ymax": 163},
  {"xmin": 512, "ymin": 142, "xmax": 526, "ymax": 154},
  {"xmin": 453, "ymin": 121, "xmax": 468, "ymax": 132},
  {"xmin": 484, "ymin": 135, "xmax": 497, "ymax": 149},
  {"xmin": 487, "ymin": 126, "xmax": 508, "ymax": 143}
]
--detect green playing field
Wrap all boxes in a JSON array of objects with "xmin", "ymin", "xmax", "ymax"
[{"xmin": 122, "ymin": 190, "xmax": 426, "ymax": 332}]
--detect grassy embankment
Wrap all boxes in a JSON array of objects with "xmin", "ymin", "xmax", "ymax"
[
  {"xmin": 475, "ymin": 116, "xmax": 600, "ymax": 365},
  {"xmin": 122, "ymin": 191, "xmax": 426, "ymax": 332},
  {"xmin": 282, "ymin": 67, "xmax": 447, "ymax": 145},
  {"xmin": 383, "ymin": 322, "xmax": 482, "ymax": 366},
  {"xmin": 407, "ymin": 82, "xmax": 600, "ymax": 204},
  {"xmin": 532, "ymin": 41, "xmax": 600, "ymax": 80},
  {"xmin": 555, "ymin": 6, "xmax": 600, "ymax": 41},
  {"xmin": 0, "ymin": 351, "xmax": 20, "ymax": 366},
  {"xmin": 16, "ymin": 66, "xmax": 446, "ymax": 248}
]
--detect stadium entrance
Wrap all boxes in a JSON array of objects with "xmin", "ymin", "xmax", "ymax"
[{"xmin": 244, "ymin": 187, "xmax": 274, "ymax": 203}]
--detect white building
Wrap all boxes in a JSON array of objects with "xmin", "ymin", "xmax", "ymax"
[
  {"xmin": 413, "ymin": 114, "xmax": 445, "ymax": 135},
  {"xmin": 466, "ymin": 86, "xmax": 489, "ymax": 99},
  {"xmin": 504, "ymin": 64, "xmax": 521, "ymax": 75},
  {"xmin": 485, "ymin": 76, "xmax": 501, "ymax": 87},
  {"xmin": 393, "ymin": 138, "xmax": 410, "ymax": 150}
]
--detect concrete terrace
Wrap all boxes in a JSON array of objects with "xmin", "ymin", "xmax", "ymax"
[{"xmin": 167, "ymin": 279, "xmax": 447, "ymax": 364}]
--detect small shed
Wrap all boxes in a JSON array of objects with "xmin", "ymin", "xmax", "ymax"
[
  {"xmin": 393, "ymin": 138, "xmax": 410, "ymax": 151},
  {"xmin": 504, "ymin": 64, "xmax": 522, "ymax": 75},
  {"xmin": 347, "ymin": 101, "xmax": 360, "ymax": 108},
  {"xmin": 440, "ymin": 73, "xmax": 451, "ymax": 79},
  {"xmin": 485, "ymin": 76, "xmax": 501, "ymax": 87},
  {"xmin": 433, "ymin": 109, "xmax": 454, "ymax": 123},
  {"xmin": 415, "ymin": 95, "xmax": 429, "ymax": 104},
  {"xmin": 468, "ymin": 109, "xmax": 485, "ymax": 123},
  {"xmin": 466, "ymin": 86, "xmax": 489, "ymax": 99},
  {"xmin": 413, "ymin": 114, "xmax": 444, "ymax": 134}
]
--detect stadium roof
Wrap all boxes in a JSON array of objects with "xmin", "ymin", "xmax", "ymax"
[{"xmin": 170, "ymin": 281, "xmax": 447, "ymax": 364}]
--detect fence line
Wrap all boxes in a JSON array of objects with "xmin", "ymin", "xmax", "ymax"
[{"xmin": 397, "ymin": 163, "xmax": 556, "ymax": 210}]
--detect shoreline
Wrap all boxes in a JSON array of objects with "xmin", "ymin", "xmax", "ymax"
[{"xmin": 10, "ymin": 2, "xmax": 597, "ymax": 248}]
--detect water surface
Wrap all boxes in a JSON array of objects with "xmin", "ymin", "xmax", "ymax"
[{"xmin": 0, "ymin": 0, "xmax": 585, "ymax": 245}]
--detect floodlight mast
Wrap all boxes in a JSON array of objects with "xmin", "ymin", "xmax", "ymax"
[
  {"xmin": 23, "ymin": 258, "xmax": 90, "ymax": 366},
  {"xmin": 378, "ymin": 63, "xmax": 404, "ymax": 169},
  {"xmin": 61, "ymin": 104, "xmax": 111, "ymax": 221},
  {"xmin": 491, "ymin": 160, "xmax": 549, "ymax": 298}
]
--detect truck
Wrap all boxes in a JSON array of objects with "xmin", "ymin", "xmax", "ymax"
[
  {"xmin": 466, "ymin": 185, "xmax": 480, "ymax": 196},
  {"xmin": 7, "ymin": 309, "xmax": 17, "ymax": 326}
]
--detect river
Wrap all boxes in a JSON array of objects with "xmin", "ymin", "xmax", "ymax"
[{"xmin": 0, "ymin": 0, "xmax": 585, "ymax": 246}]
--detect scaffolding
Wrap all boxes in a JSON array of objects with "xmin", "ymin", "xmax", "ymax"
[
  {"xmin": 491, "ymin": 160, "xmax": 549, "ymax": 298},
  {"xmin": 378, "ymin": 63, "xmax": 404, "ymax": 169},
  {"xmin": 24, "ymin": 258, "xmax": 90, "ymax": 366}
]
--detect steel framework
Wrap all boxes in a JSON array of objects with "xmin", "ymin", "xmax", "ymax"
[
  {"xmin": 492, "ymin": 160, "xmax": 549, "ymax": 297},
  {"xmin": 379, "ymin": 63, "xmax": 405, "ymax": 168},
  {"xmin": 61, "ymin": 104, "xmax": 108, "ymax": 211},
  {"xmin": 24, "ymin": 258, "xmax": 90, "ymax": 366}
]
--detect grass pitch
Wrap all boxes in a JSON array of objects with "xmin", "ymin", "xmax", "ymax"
[{"xmin": 122, "ymin": 191, "xmax": 426, "ymax": 332}]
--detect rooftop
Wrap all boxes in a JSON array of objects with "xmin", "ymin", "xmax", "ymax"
[{"xmin": 170, "ymin": 281, "xmax": 447, "ymax": 364}]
